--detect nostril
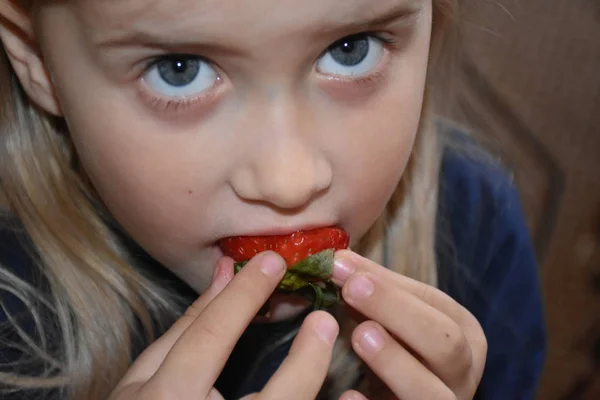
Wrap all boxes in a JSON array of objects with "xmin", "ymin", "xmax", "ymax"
[
  {"xmin": 259, "ymin": 175, "xmax": 317, "ymax": 209},
  {"xmin": 315, "ymin": 158, "xmax": 333, "ymax": 193},
  {"xmin": 230, "ymin": 163, "xmax": 331, "ymax": 210},
  {"xmin": 229, "ymin": 168, "xmax": 261, "ymax": 201}
]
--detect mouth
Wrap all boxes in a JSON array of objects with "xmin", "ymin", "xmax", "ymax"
[
  {"xmin": 217, "ymin": 225, "xmax": 349, "ymax": 311},
  {"xmin": 219, "ymin": 222, "xmax": 339, "ymax": 240}
]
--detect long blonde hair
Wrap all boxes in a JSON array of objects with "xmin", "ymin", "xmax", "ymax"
[{"xmin": 0, "ymin": 0, "xmax": 459, "ymax": 398}]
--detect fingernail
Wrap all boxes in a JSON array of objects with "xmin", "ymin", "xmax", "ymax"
[
  {"xmin": 333, "ymin": 253, "xmax": 356, "ymax": 282},
  {"xmin": 346, "ymin": 275, "xmax": 374, "ymax": 300},
  {"xmin": 259, "ymin": 253, "xmax": 285, "ymax": 277},
  {"xmin": 212, "ymin": 263, "xmax": 221, "ymax": 282},
  {"xmin": 341, "ymin": 391, "xmax": 367, "ymax": 400},
  {"xmin": 315, "ymin": 314, "xmax": 339, "ymax": 345},
  {"xmin": 357, "ymin": 327, "xmax": 384, "ymax": 354}
]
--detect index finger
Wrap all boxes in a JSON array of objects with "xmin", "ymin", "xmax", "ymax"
[
  {"xmin": 114, "ymin": 256, "xmax": 235, "ymax": 391},
  {"xmin": 143, "ymin": 251, "xmax": 286, "ymax": 399},
  {"xmin": 333, "ymin": 250, "xmax": 472, "ymax": 323},
  {"xmin": 333, "ymin": 251, "xmax": 487, "ymax": 366}
]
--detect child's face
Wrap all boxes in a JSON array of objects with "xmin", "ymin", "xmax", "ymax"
[{"xmin": 34, "ymin": 0, "xmax": 431, "ymax": 299}]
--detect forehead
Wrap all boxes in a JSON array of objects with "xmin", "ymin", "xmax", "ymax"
[
  {"xmin": 82, "ymin": 0, "xmax": 418, "ymax": 21},
  {"xmin": 75, "ymin": 0, "xmax": 423, "ymax": 41}
]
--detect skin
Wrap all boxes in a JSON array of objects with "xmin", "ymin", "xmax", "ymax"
[
  {"xmin": 0, "ymin": 0, "xmax": 487, "ymax": 398},
  {"xmin": 25, "ymin": 0, "xmax": 429, "ymax": 299}
]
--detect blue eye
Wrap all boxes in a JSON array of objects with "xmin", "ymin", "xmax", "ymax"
[
  {"xmin": 317, "ymin": 34, "xmax": 385, "ymax": 77},
  {"xmin": 143, "ymin": 55, "xmax": 219, "ymax": 98}
]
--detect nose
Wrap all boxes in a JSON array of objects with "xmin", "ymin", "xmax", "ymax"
[{"xmin": 230, "ymin": 108, "xmax": 332, "ymax": 210}]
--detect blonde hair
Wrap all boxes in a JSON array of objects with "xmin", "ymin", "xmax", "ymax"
[{"xmin": 0, "ymin": 0, "xmax": 459, "ymax": 398}]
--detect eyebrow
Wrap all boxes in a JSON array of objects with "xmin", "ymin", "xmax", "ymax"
[
  {"xmin": 95, "ymin": 1, "xmax": 423, "ymax": 50},
  {"xmin": 315, "ymin": 2, "xmax": 423, "ymax": 37}
]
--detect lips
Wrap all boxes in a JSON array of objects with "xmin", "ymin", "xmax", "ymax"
[{"xmin": 218, "ymin": 222, "xmax": 339, "ymax": 242}]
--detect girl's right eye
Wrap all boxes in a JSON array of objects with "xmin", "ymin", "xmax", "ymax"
[{"xmin": 142, "ymin": 55, "xmax": 220, "ymax": 98}]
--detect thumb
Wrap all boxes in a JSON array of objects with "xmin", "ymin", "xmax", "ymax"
[{"xmin": 115, "ymin": 257, "xmax": 235, "ymax": 387}]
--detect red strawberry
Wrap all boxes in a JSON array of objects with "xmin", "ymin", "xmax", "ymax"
[{"xmin": 218, "ymin": 227, "xmax": 349, "ymax": 267}]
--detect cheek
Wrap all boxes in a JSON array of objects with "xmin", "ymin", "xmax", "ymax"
[
  {"xmin": 61, "ymin": 91, "xmax": 229, "ymax": 266},
  {"xmin": 331, "ymin": 76, "xmax": 426, "ymax": 238},
  {"xmin": 37, "ymin": 8, "xmax": 232, "ymax": 291},
  {"xmin": 37, "ymin": 18, "xmax": 221, "ymax": 265}
]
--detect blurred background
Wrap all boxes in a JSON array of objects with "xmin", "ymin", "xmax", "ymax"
[{"xmin": 440, "ymin": 1, "xmax": 599, "ymax": 398}]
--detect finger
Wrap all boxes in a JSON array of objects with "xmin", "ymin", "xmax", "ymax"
[
  {"xmin": 115, "ymin": 256, "xmax": 235, "ymax": 388},
  {"xmin": 352, "ymin": 321, "xmax": 455, "ymax": 400},
  {"xmin": 142, "ymin": 251, "xmax": 286, "ymax": 399},
  {"xmin": 333, "ymin": 251, "xmax": 468, "ymax": 323},
  {"xmin": 334, "ymin": 251, "xmax": 487, "ymax": 373},
  {"xmin": 341, "ymin": 272, "xmax": 474, "ymax": 389},
  {"xmin": 258, "ymin": 311, "xmax": 339, "ymax": 400},
  {"xmin": 339, "ymin": 390, "xmax": 369, "ymax": 400}
]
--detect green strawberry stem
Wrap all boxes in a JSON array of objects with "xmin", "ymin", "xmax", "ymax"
[
  {"xmin": 287, "ymin": 250, "xmax": 335, "ymax": 281},
  {"xmin": 233, "ymin": 249, "xmax": 340, "ymax": 311}
]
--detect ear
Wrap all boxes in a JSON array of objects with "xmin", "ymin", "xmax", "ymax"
[{"xmin": 0, "ymin": 1, "xmax": 62, "ymax": 116}]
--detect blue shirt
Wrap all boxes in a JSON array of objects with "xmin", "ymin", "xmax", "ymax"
[
  {"xmin": 0, "ymin": 143, "xmax": 547, "ymax": 399},
  {"xmin": 436, "ymin": 145, "xmax": 547, "ymax": 400}
]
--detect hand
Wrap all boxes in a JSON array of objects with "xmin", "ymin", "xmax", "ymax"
[
  {"xmin": 109, "ymin": 251, "xmax": 340, "ymax": 400},
  {"xmin": 331, "ymin": 250, "xmax": 487, "ymax": 400}
]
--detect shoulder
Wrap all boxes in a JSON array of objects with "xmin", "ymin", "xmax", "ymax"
[
  {"xmin": 435, "ymin": 122, "xmax": 531, "ymax": 304},
  {"xmin": 0, "ymin": 217, "xmax": 38, "ymax": 285},
  {"xmin": 435, "ymin": 122, "xmax": 547, "ymax": 399},
  {"xmin": 438, "ymin": 124, "xmax": 520, "ymax": 241},
  {"xmin": 0, "ymin": 219, "xmax": 59, "ymax": 392},
  {"xmin": 0, "ymin": 217, "xmax": 41, "ymax": 333}
]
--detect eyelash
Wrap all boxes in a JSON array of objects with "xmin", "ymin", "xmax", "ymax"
[
  {"xmin": 143, "ymin": 91, "xmax": 217, "ymax": 114},
  {"xmin": 139, "ymin": 32, "xmax": 398, "ymax": 114}
]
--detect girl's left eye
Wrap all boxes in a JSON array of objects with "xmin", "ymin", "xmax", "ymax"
[
  {"xmin": 317, "ymin": 34, "xmax": 385, "ymax": 77},
  {"xmin": 142, "ymin": 55, "xmax": 219, "ymax": 98}
]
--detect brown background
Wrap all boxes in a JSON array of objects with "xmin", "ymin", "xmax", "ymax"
[{"xmin": 441, "ymin": 1, "xmax": 600, "ymax": 399}]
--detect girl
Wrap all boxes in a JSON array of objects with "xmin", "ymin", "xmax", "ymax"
[{"xmin": 0, "ymin": 0, "xmax": 546, "ymax": 399}]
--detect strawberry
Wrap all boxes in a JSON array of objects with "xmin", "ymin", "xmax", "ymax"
[
  {"xmin": 218, "ymin": 227, "xmax": 349, "ymax": 310},
  {"xmin": 218, "ymin": 227, "xmax": 349, "ymax": 267}
]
